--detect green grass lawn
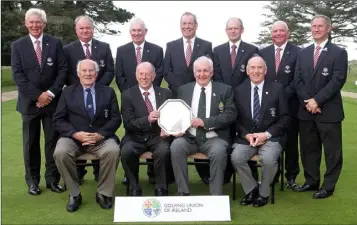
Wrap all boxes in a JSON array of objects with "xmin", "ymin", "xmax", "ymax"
[{"xmin": 1, "ymin": 84, "xmax": 357, "ymax": 224}]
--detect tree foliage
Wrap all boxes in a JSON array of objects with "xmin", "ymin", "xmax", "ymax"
[
  {"xmin": 1, "ymin": 1, "xmax": 134, "ymax": 65},
  {"xmin": 256, "ymin": 1, "xmax": 357, "ymax": 48}
]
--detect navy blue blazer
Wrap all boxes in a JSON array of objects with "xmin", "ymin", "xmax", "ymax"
[
  {"xmin": 11, "ymin": 34, "xmax": 67, "ymax": 114},
  {"xmin": 294, "ymin": 42, "xmax": 348, "ymax": 122},
  {"xmin": 53, "ymin": 83, "xmax": 122, "ymax": 144},
  {"xmin": 64, "ymin": 39, "xmax": 114, "ymax": 86}
]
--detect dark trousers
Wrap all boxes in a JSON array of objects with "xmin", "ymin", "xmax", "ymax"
[
  {"xmin": 120, "ymin": 136, "xmax": 170, "ymax": 190},
  {"xmin": 22, "ymin": 112, "xmax": 60, "ymax": 186},
  {"xmin": 284, "ymin": 117, "xmax": 300, "ymax": 180},
  {"xmin": 299, "ymin": 120, "xmax": 343, "ymax": 191}
]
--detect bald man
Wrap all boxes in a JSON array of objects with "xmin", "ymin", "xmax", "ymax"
[
  {"xmin": 213, "ymin": 17, "xmax": 260, "ymax": 183},
  {"xmin": 231, "ymin": 56, "xmax": 289, "ymax": 207},
  {"xmin": 259, "ymin": 21, "xmax": 301, "ymax": 189},
  {"xmin": 120, "ymin": 62, "xmax": 172, "ymax": 196}
]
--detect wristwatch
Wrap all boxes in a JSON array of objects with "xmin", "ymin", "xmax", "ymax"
[{"xmin": 265, "ymin": 131, "xmax": 272, "ymax": 139}]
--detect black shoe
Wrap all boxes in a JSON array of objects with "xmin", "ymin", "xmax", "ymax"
[
  {"xmin": 96, "ymin": 192, "xmax": 113, "ymax": 209},
  {"xmin": 149, "ymin": 177, "xmax": 156, "ymax": 185},
  {"xmin": 78, "ymin": 169, "xmax": 87, "ymax": 185},
  {"xmin": 240, "ymin": 187, "xmax": 258, "ymax": 206},
  {"xmin": 177, "ymin": 192, "xmax": 190, "ymax": 196},
  {"xmin": 201, "ymin": 176, "xmax": 210, "ymax": 185},
  {"xmin": 155, "ymin": 188, "xmax": 168, "ymax": 196},
  {"xmin": 46, "ymin": 182, "xmax": 65, "ymax": 193},
  {"xmin": 286, "ymin": 179, "xmax": 298, "ymax": 189},
  {"xmin": 312, "ymin": 189, "xmax": 333, "ymax": 199},
  {"xmin": 253, "ymin": 195, "xmax": 269, "ymax": 207},
  {"xmin": 28, "ymin": 184, "xmax": 41, "ymax": 195},
  {"xmin": 122, "ymin": 176, "xmax": 129, "ymax": 185},
  {"xmin": 66, "ymin": 194, "xmax": 82, "ymax": 212},
  {"xmin": 129, "ymin": 189, "xmax": 142, "ymax": 196},
  {"xmin": 293, "ymin": 183, "xmax": 319, "ymax": 192}
]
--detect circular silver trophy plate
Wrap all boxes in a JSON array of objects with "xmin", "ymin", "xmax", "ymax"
[{"xmin": 158, "ymin": 99, "xmax": 192, "ymax": 135}]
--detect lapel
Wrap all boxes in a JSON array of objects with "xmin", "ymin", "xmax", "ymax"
[
  {"xmin": 277, "ymin": 43, "xmax": 291, "ymax": 74},
  {"xmin": 154, "ymin": 86, "xmax": 164, "ymax": 109},
  {"xmin": 210, "ymin": 82, "xmax": 219, "ymax": 116},
  {"xmin": 183, "ymin": 83, "xmax": 195, "ymax": 107},
  {"xmin": 75, "ymin": 40, "xmax": 86, "ymax": 59},
  {"xmin": 189, "ymin": 38, "xmax": 201, "ymax": 67},
  {"xmin": 41, "ymin": 35, "xmax": 50, "ymax": 71},
  {"xmin": 304, "ymin": 44, "xmax": 315, "ymax": 78},
  {"xmin": 176, "ymin": 39, "xmax": 187, "ymax": 67},
  {"xmin": 134, "ymin": 85, "xmax": 150, "ymax": 116},
  {"xmin": 74, "ymin": 84, "xmax": 89, "ymax": 121},
  {"xmin": 258, "ymin": 81, "xmax": 270, "ymax": 126},
  {"xmin": 242, "ymin": 81, "xmax": 252, "ymax": 123},
  {"xmin": 130, "ymin": 43, "xmax": 138, "ymax": 66},
  {"xmin": 313, "ymin": 42, "xmax": 329, "ymax": 77},
  {"xmin": 25, "ymin": 36, "xmax": 40, "ymax": 67},
  {"xmin": 222, "ymin": 42, "xmax": 233, "ymax": 73},
  {"xmin": 142, "ymin": 42, "xmax": 151, "ymax": 62},
  {"xmin": 266, "ymin": 45, "xmax": 276, "ymax": 75},
  {"xmin": 91, "ymin": 39, "xmax": 99, "ymax": 61},
  {"xmin": 232, "ymin": 41, "xmax": 247, "ymax": 73},
  {"xmin": 92, "ymin": 84, "xmax": 104, "ymax": 121}
]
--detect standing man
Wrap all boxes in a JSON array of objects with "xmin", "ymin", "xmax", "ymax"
[
  {"xmin": 115, "ymin": 18, "xmax": 164, "ymax": 184},
  {"xmin": 53, "ymin": 59, "xmax": 121, "ymax": 212},
  {"xmin": 115, "ymin": 18, "xmax": 164, "ymax": 92},
  {"xmin": 293, "ymin": 15, "xmax": 348, "ymax": 199},
  {"xmin": 170, "ymin": 56, "xmax": 237, "ymax": 196},
  {"xmin": 120, "ymin": 62, "xmax": 172, "ymax": 196},
  {"xmin": 259, "ymin": 20, "xmax": 301, "ymax": 188},
  {"xmin": 213, "ymin": 17, "xmax": 259, "ymax": 184},
  {"xmin": 231, "ymin": 55, "xmax": 289, "ymax": 207},
  {"xmin": 64, "ymin": 15, "xmax": 115, "ymax": 185},
  {"xmin": 164, "ymin": 12, "xmax": 213, "ymax": 183},
  {"xmin": 11, "ymin": 8, "xmax": 66, "ymax": 195}
]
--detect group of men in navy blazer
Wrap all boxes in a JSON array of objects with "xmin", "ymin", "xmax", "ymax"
[{"xmin": 11, "ymin": 6, "xmax": 348, "ymax": 212}]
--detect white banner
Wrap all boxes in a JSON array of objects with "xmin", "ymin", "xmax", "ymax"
[{"xmin": 114, "ymin": 195, "xmax": 231, "ymax": 222}]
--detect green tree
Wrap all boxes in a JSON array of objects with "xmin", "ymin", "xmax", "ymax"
[
  {"xmin": 256, "ymin": 1, "xmax": 357, "ymax": 48},
  {"xmin": 1, "ymin": 1, "xmax": 134, "ymax": 66}
]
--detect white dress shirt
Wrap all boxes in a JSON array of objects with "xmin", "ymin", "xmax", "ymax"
[
  {"xmin": 29, "ymin": 34, "xmax": 55, "ymax": 98},
  {"xmin": 229, "ymin": 40, "xmax": 241, "ymax": 54},
  {"xmin": 188, "ymin": 82, "xmax": 218, "ymax": 138},
  {"xmin": 274, "ymin": 41, "xmax": 287, "ymax": 60},
  {"xmin": 314, "ymin": 38, "xmax": 328, "ymax": 54},
  {"xmin": 80, "ymin": 39, "xmax": 93, "ymax": 55},
  {"xmin": 250, "ymin": 80, "xmax": 265, "ymax": 118},
  {"xmin": 134, "ymin": 41, "xmax": 145, "ymax": 57},
  {"xmin": 183, "ymin": 36, "xmax": 196, "ymax": 56},
  {"xmin": 139, "ymin": 85, "xmax": 157, "ymax": 110}
]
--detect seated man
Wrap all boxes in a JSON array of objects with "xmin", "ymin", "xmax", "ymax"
[
  {"xmin": 120, "ymin": 62, "xmax": 172, "ymax": 196},
  {"xmin": 231, "ymin": 55, "xmax": 289, "ymax": 207},
  {"xmin": 170, "ymin": 56, "xmax": 237, "ymax": 196},
  {"xmin": 53, "ymin": 59, "xmax": 121, "ymax": 212}
]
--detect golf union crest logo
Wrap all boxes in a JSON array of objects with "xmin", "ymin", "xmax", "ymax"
[{"xmin": 142, "ymin": 199, "xmax": 161, "ymax": 218}]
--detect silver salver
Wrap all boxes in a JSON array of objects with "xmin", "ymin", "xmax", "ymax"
[{"xmin": 158, "ymin": 99, "xmax": 192, "ymax": 135}]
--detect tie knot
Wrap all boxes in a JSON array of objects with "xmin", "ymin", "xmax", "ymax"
[
  {"xmin": 136, "ymin": 46, "xmax": 141, "ymax": 51},
  {"xmin": 84, "ymin": 43, "xmax": 90, "ymax": 48},
  {"xmin": 277, "ymin": 47, "xmax": 282, "ymax": 52},
  {"xmin": 35, "ymin": 40, "xmax": 40, "ymax": 44},
  {"xmin": 85, "ymin": 88, "xmax": 91, "ymax": 93},
  {"xmin": 201, "ymin": 87, "xmax": 206, "ymax": 91},
  {"xmin": 143, "ymin": 92, "xmax": 149, "ymax": 97},
  {"xmin": 231, "ymin": 45, "xmax": 237, "ymax": 50},
  {"xmin": 316, "ymin": 45, "xmax": 321, "ymax": 51},
  {"xmin": 187, "ymin": 40, "xmax": 191, "ymax": 44},
  {"xmin": 254, "ymin": 86, "xmax": 259, "ymax": 91}
]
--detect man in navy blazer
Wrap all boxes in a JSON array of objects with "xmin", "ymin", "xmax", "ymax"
[
  {"xmin": 53, "ymin": 59, "xmax": 121, "ymax": 212},
  {"xmin": 115, "ymin": 18, "xmax": 164, "ymax": 93},
  {"xmin": 11, "ymin": 8, "xmax": 66, "ymax": 195},
  {"xmin": 259, "ymin": 21, "xmax": 301, "ymax": 189},
  {"xmin": 164, "ymin": 12, "xmax": 213, "ymax": 183},
  {"xmin": 64, "ymin": 15, "xmax": 115, "ymax": 184},
  {"xmin": 293, "ymin": 15, "xmax": 348, "ymax": 199},
  {"xmin": 213, "ymin": 17, "xmax": 260, "ymax": 184},
  {"xmin": 64, "ymin": 15, "xmax": 114, "ymax": 86},
  {"xmin": 231, "ymin": 55, "xmax": 290, "ymax": 207},
  {"xmin": 115, "ymin": 18, "xmax": 164, "ymax": 184}
]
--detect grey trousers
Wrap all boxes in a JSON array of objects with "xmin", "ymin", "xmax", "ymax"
[
  {"xmin": 170, "ymin": 137, "xmax": 228, "ymax": 195},
  {"xmin": 231, "ymin": 141, "xmax": 282, "ymax": 197},
  {"xmin": 53, "ymin": 137, "xmax": 120, "ymax": 197}
]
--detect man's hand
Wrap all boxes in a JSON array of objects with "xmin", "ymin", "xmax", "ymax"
[
  {"xmin": 245, "ymin": 134, "xmax": 255, "ymax": 147},
  {"xmin": 304, "ymin": 98, "xmax": 318, "ymax": 112},
  {"xmin": 36, "ymin": 102, "xmax": 45, "ymax": 108},
  {"xmin": 251, "ymin": 132, "xmax": 268, "ymax": 147},
  {"xmin": 311, "ymin": 107, "xmax": 322, "ymax": 114},
  {"xmin": 172, "ymin": 132, "xmax": 185, "ymax": 137},
  {"xmin": 191, "ymin": 118, "xmax": 204, "ymax": 128},
  {"xmin": 37, "ymin": 92, "xmax": 53, "ymax": 106},
  {"xmin": 72, "ymin": 131, "xmax": 92, "ymax": 143},
  {"xmin": 148, "ymin": 110, "xmax": 160, "ymax": 124},
  {"xmin": 82, "ymin": 132, "xmax": 104, "ymax": 146},
  {"xmin": 160, "ymin": 129, "xmax": 169, "ymax": 138}
]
